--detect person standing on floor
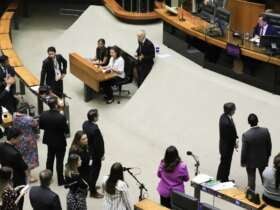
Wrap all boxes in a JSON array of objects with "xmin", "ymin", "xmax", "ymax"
[
  {"xmin": 157, "ymin": 146, "xmax": 190, "ymax": 208},
  {"xmin": 0, "ymin": 128, "xmax": 28, "ymax": 210},
  {"xmin": 135, "ymin": 30, "xmax": 155, "ymax": 87},
  {"xmin": 102, "ymin": 162, "xmax": 132, "ymax": 210},
  {"xmin": 13, "ymin": 110, "xmax": 39, "ymax": 183},
  {"xmin": 65, "ymin": 154, "xmax": 88, "ymax": 210},
  {"xmin": 39, "ymin": 96, "xmax": 69, "ymax": 186},
  {"xmin": 69, "ymin": 130, "xmax": 90, "ymax": 184},
  {"xmin": 216, "ymin": 102, "xmax": 238, "ymax": 182},
  {"xmin": 40, "ymin": 46, "xmax": 67, "ymax": 98},
  {"xmin": 82, "ymin": 109, "xmax": 105, "ymax": 198},
  {"xmin": 241, "ymin": 113, "xmax": 272, "ymax": 191},
  {"xmin": 29, "ymin": 169, "xmax": 62, "ymax": 210}
]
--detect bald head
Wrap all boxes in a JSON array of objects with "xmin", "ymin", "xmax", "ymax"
[{"xmin": 137, "ymin": 30, "xmax": 146, "ymax": 43}]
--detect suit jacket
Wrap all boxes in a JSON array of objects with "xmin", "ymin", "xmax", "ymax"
[
  {"xmin": 29, "ymin": 186, "xmax": 62, "ymax": 210},
  {"xmin": 219, "ymin": 113, "xmax": 238, "ymax": 155},
  {"xmin": 253, "ymin": 24, "xmax": 277, "ymax": 37},
  {"xmin": 136, "ymin": 38, "xmax": 155, "ymax": 65},
  {"xmin": 40, "ymin": 54, "xmax": 67, "ymax": 88},
  {"xmin": 82, "ymin": 120, "xmax": 105, "ymax": 160},
  {"xmin": 0, "ymin": 64, "xmax": 17, "ymax": 113},
  {"xmin": 0, "ymin": 142, "xmax": 28, "ymax": 186},
  {"xmin": 241, "ymin": 126, "xmax": 272, "ymax": 168},
  {"xmin": 39, "ymin": 109, "xmax": 69, "ymax": 148}
]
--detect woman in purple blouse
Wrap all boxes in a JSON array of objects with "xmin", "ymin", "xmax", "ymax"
[{"xmin": 157, "ymin": 146, "xmax": 190, "ymax": 208}]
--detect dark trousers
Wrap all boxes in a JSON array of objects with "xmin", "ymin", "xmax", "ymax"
[
  {"xmin": 160, "ymin": 196, "xmax": 171, "ymax": 208},
  {"xmin": 136, "ymin": 62, "xmax": 153, "ymax": 87},
  {"xmin": 46, "ymin": 146, "xmax": 66, "ymax": 185},
  {"xmin": 89, "ymin": 159, "xmax": 102, "ymax": 193},
  {"xmin": 50, "ymin": 80, "xmax": 63, "ymax": 98},
  {"xmin": 217, "ymin": 147, "xmax": 234, "ymax": 182},
  {"xmin": 246, "ymin": 167, "xmax": 265, "ymax": 191},
  {"xmin": 102, "ymin": 77, "xmax": 123, "ymax": 100}
]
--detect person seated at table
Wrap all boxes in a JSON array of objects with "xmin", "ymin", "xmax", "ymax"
[
  {"xmin": 262, "ymin": 153, "xmax": 280, "ymax": 208},
  {"xmin": 252, "ymin": 15, "xmax": 276, "ymax": 38},
  {"xmin": 202, "ymin": 0, "xmax": 227, "ymax": 7},
  {"xmin": 91, "ymin": 39, "xmax": 109, "ymax": 66},
  {"xmin": 101, "ymin": 46, "xmax": 125, "ymax": 104},
  {"xmin": 157, "ymin": 146, "xmax": 190, "ymax": 208}
]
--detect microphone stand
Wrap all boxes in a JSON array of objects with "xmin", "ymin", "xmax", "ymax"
[{"xmin": 125, "ymin": 169, "xmax": 148, "ymax": 201}]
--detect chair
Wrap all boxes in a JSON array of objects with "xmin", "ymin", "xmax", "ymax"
[
  {"xmin": 199, "ymin": 4, "xmax": 215, "ymax": 22},
  {"xmin": 113, "ymin": 50, "xmax": 136, "ymax": 104}
]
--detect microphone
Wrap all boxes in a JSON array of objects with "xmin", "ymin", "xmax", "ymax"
[
  {"xmin": 123, "ymin": 167, "xmax": 134, "ymax": 171},
  {"xmin": 186, "ymin": 151, "xmax": 200, "ymax": 166}
]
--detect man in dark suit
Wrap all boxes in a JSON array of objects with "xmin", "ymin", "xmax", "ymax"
[
  {"xmin": 82, "ymin": 109, "xmax": 104, "ymax": 198},
  {"xmin": 241, "ymin": 113, "xmax": 272, "ymax": 191},
  {"xmin": 135, "ymin": 30, "xmax": 155, "ymax": 87},
  {"xmin": 30, "ymin": 169, "xmax": 62, "ymax": 210},
  {"xmin": 0, "ymin": 127, "xmax": 28, "ymax": 210},
  {"xmin": 0, "ymin": 55, "xmax": 17, "ymax": 113},
  {"xmin": 39, "ymin": 96, "xmax": 69, "ymax": 186},
  {"xmin": 40, "ymin": 46, "xmax": 67, "ymax": 98},
  {"xmin": 253, "ymin": 15, "xmax": 276, "ymax": 37},
  {"xmin": 216, "ymin": 102, "xmax": 238, "ymax": 182}
]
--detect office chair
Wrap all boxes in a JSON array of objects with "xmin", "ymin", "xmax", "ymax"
[{"xmin": 113, "ymin": 51, "xmax": 136, "ymax": 104}]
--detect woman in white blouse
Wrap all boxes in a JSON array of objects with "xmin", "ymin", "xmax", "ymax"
[
  {"xmin": 102, "ymin": 162, "xmax": 132, "ymax": 210},
  {"xmin": 101, "ymin": 46, "xmax": 125, "ymax": 104}
]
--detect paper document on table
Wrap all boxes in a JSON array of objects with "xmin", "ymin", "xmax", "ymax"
[
  {"xmin": 157, "ymin": 54, "xmax": 171, "ymax": 58},
  {"xmin": 192, "ymin": 174, "xmax": 213, "ymax": 184},
  {"xmin": 210, "ymin": 181, "xmax": 235, "ymax": 191},
  {"xmin": 30, "ymin": 85, "xmax": 40, "ymax": 93}
]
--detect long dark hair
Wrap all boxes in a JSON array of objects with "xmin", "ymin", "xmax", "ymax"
[
  {"xmin": 274, "ymin": 153, "xmax": 280, "ymax": 189},
  {"xmin": 70, "ymin": 130, "xmax": 85, "ymax": 152},
  {"xmin": 110, "ymin": 46, "xmax": 121, "ymax": 58},
  {"xmin": 105, "ymin": 162, "xmax": 124, "ymax": 195},
  {"xmin": 163, "ymin": 146, "xmax": 181, "ymax": 172},
  {"xmin": 65, "ymin": 154, "xmax": 80, "ymax": 178},
  {"xmin": 0, "ymin": 167, "xmax": 13, "ymax": 197}
]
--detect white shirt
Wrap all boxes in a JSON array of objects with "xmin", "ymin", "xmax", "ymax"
[
  {"xmin": 260, "ymin": 24, "xmax": 269, "ymax": 36},
  {"xmin": 105, "ymin": 56, "xmax": 125, "ymax": 79},
  {"xmin": 102, "ymin": 176, "xmax": 132, "ymax": 210},
  {"xmin": 53, "ymin": 57, "xmax": 62, "ymax": 81}
]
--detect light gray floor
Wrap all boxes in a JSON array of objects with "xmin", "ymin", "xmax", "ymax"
[{"xmin": 12, "ymin": 4, "xmax": 280, "ymax": 210}]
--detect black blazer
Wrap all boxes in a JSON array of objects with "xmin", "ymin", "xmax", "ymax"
[
  {"xmin": 219, "ymin": 113, "xmax": 238, "ymax": 155},
  {"xmin": 136, "ymin": 38, "xmax": 155, "ymax": 65},
  {"xmin": 29, "ymin": 186, "xmax": 62, "ymax": 210},
  {"xmin": 40, "ymin": 54, "xmax": 67, "ymax": 87},
  {"xmin": 39, "ymin": 109, "xmax": 69, "ymax": 148},
  {"xmin": 0, "ymin": 142, "xmax": 28, "ymax": 186},
  {"xmin": 82, "ymin": 120, "xmax": 105, "ymax": 160},
  {"xmin": 241, "ymin": 127, "xmax": 272, "ymax": 168}
]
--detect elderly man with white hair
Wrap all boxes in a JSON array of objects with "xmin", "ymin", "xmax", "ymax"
[{"xmin": 135, "ymin": 30, "xmax": 155, "ymax": 87}]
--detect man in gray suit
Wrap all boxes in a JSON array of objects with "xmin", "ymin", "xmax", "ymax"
[{"xmin": 241, "ymin": 113, "xmax": 272, "ymax": 191}]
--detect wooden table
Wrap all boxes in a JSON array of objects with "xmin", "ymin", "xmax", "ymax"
[
  {"xmin": 155, "ymin": 8, "xmax": 280, "ymax": 66},
  {"xmin": 69, "ymin": 52, "xmax": 117, "ymax": 101},
  {"xmin": 0, "ymin": 34, "xmax": 12, "ymax": 49},
  {"xmin": 0, "ymin": 20, "xmax": 11, "ymax": 34},
  {"xmin": 134, "ymin": 199, "xmax": 170, "ymax": 210},
  {"xmin": 191, "ymin": 181, "xmax": 279, "ymax": 210},
  {"xmin": 1, "ymin": 12, "xmax": 15, "ymax": 20},
  {"xmin": 2, "ymin": 49, "xmax": 22, "ymax": 67}
]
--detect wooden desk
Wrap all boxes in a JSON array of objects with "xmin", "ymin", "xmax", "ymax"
[
  {"xmin": 2, "ymin": 49, "xmax": 22, "ymax": 67},
  {"xmin": 69, "ymin": 52, "xmax": 117, "ymax": 101},
  {"xmin": 134, "ymin": 199, "xmax": 170, "ymax": 210},
  {"xmin": 0, "ymin": 34, "xmax": 12, "ymax": 49},
  {"xmin": 1, "ymin": 12, "xmax": 15, "ymax": 20},
  {"xmin": 0, "ymin": 20, "xmax": 11, "ymax": 34},
  {"xmin": 155, "ymin": 8, "xmax": 280, "ymax": 66},
  {"xmin": 191, "ymin": 181, "xmax": 280, "ymax": 210},
  {"xmin": 14, "ymin": 66, "xmax": 39, "ymax": 87}
]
